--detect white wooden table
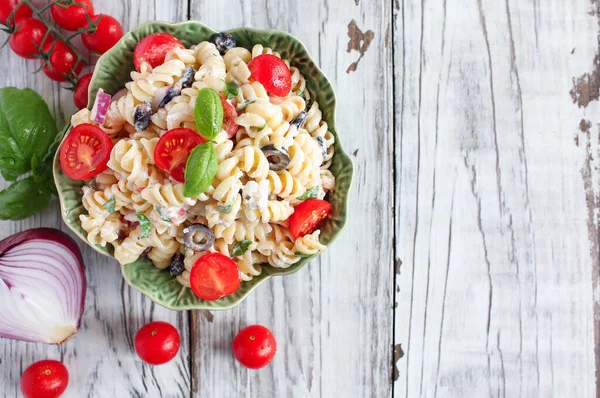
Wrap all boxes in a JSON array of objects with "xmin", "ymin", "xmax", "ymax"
[{"xmin": 1, "ymin": 0, "xmax": 599, "ymax": 396}]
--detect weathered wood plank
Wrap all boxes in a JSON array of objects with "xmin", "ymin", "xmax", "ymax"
[
  {"xmin": 394, "ymin": 0, "xmax": 598, "ymax": 396},
  {"xmin": 0, "ymin": 1, "xmax": 191, "ymax": 397},
  {"xmin": 189, "ymin": 1, "xmax": 395, "ymax": 397}
]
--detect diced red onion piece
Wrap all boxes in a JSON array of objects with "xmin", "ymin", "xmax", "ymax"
[
  {"xmin": 0, "ymin": 228, "xmax": 86, "ymax": 344},
  {"xmin": 90, "ymin": 89, "xmax": 112, "ymax": 125}
]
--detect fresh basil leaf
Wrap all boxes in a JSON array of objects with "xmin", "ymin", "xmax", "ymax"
[
  {"xmin": 184, "ymin": 142, "xmax": 218, "ymax": 197},
  {"xmin": 232, "ymin": 240, "xmax": 253, "ymax": 256},
  {"xmin": 0, "ymin": 87, "xmax": 58, "ymax": 181},
  {"xmin": 136, "ymin": 213, "xmax": 151, "ymax": 239},
  {"xmin": 103, "ymin": 196, "xmax": 116, "ymax": 214},
  {"xmin": 0, "ymin": 176, "xmax": 52, "ymax": 220},
  {"xmin": 225, "ymin": 81, "xmax": 239, "ymax": 99},
  {"xmin": 295, "ymin": 252, "xmax": 313, "ymax": 258},
  {"xmin": 218, "ymin": 203, "xmax": 233, "ymax": 213},
  {"xmin": 42, "ymin": 123, "xmax": 70, "ymax": 165},
  {"xmin": 236, "ymin": 99, "xmax": 255, "ymax": 112},
  {"xmin": 297, "ymin": 186, "xmax": 319, "ymax": 200},
  {"xmin": 194, "ymin": 88, "xmax": 223, "ymax": 140},
  {"xmin": 155, "ymin": 206, "xmax": 172, "ymax": 222}
]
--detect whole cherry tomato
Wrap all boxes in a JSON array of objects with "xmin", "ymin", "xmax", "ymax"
[
  {"xmin": 232, "ymin": 325, "xmax": 277, "ymax": 369},
  {"xmin": 50, "ymin": 0, "xmax": 94, "ymax": 31},
  {"xmin": 42, "ymin": 40, "xmax": 83, "ymax": 82},
  {"xmin": 9, "ymin": 18, "xmax": 49, "ymax": 59},
  {"xmin": 0, "ymin": 0, "xmax": 32, "ymax": 25},
  {"xmin": 73, "ymin": 73, "xmax": 93, "ymax": 109},
  {"xmin": 20, "ymin": 360, "xmax": 69, "ymax": 398},
  {"xmin": 134, "ymin": 321, "xmax": 181, "ymax": 365},
  {"xmin": 81, "ymin": 14, "xmax": 123, "ymax": 55},
  {"xmin": 248, "ymin": 54, "xmax": 292, "ymax": 97},
  {"xmin": 133, "ymin": 33, "xmax": 184, "ymax": 72}
]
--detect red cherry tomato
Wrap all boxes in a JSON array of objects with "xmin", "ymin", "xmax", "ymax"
[
  {"xmin": 289, "ymin": 199, "xmax": 332, "ymax": 240},
  {"xmin": 232, "ymin": 325, "xmax": 277, "ymax": 369},
  {"xmin": 0, "ymin": 0, "xmax": 32, "ymax": 24},
  {"xmin": 248, "ymin": 54, "xmax": 292, "ymax": 97},
  {"xmin": 20, "ymin": 360, "xmax": 69, "ymax": 398},
  {"xmin": 42, "ymin": 40, "xmax": 83, "ymax": 82},
  {"xmin": 8, "ymin": 18, "xmax": 49, "ymax": 59},
  {"xmin": 135, "ymin": 321, "xmax": 181, "ymax": 365},
  {"xmin": 81, "ymin": 14, "xmax": 123, "ymax": 55},
  {"xmin": 73, "ymin": 73, "xmax": 93, "ymax": 109},
  {"xmin": 50, "ymin": 0, "xmax": 93, "ymax": 31},
  {"xmin": 190, "ymin": 253, "xmax": 240, "ymax": 301},
  {"xmin": 154, "ymin": 128, "xmax": 206, "ymax": 182},
  {"xmin": 133, "ymin": 33, "xmax": 184, "ymax": 72},
  {"xmin": 221, "ymin": 97, "xmax": 239, "ymax": 138},
  {"xmin": 60, "ymin": 123, "xmax": 113, "ymax": 180}
]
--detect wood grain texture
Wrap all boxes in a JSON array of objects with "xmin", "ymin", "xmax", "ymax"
[
  {"xmin": 394, "ymin": 0, "xmax": 598, "ymax": 396},
  {"xmin": 189, "ymin": 0, "xmax": 394, "ymax": 397},
  {"xmin": 0, "ymin": 1, "xmax": 191, "ymax": 397}
]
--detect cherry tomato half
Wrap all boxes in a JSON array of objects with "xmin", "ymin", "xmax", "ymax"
[
  {"xmin": 42, "ymin": 40, "xmax": 83, "ymax": 82},
  {"xmin": 50, "ymin": 0, "xmax": 94, "ymax": 31},
  {"xmin": 133, "ymin": 33, "xmax": 184, "ymax": 72},
  {"xmin": 248, "ymin": 54, "xmax": 292, "ymax": 97},
  {"xmin": 190, "ymin": 253, "xmax": 240, "ymax": 301},
  {"xmin": 135, "ymin": 321, "xmax": 181, "ymax": 365},
  {"xmin": 60, "ymin": 123, "xmax": 113, "ymax": 180},
  {"xmin": 81, "ymin": 14, "xmax": 123, "ymax": 55},
  {"xmin": 154, "ymin": 128, "xmax": 206, "ymax": 182},
  {"xmin": 232, "ymin": 325, "xmax": 277, "ymax": 369},
  {"xmin": 0, "ymin": 0, "xmax": 32, "ymax": 25},
  {"xmin": 221, "ymin": 97, "xmax": 239, "ymax": 138},
  {"xmin": 9, "ymin": 18, "xmax": 48, "ymax": 59},
  {"xmin": 73, "ymin": 73, "xmax": 92, "ymax": 109},
  {"xmin": 20, "ymin": 360, "xmax": 69, "ymax": 398},
  {"xmin": 289, "ymin": 199, "xmax": 332, "ymax": 240}
]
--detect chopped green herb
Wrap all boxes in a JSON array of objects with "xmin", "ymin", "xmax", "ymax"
[
  {"xmin": 225, "ymin": 80, "xmax": 239, "ymax": 99},
  {"xmin": 236, "ymin": 99, "xmax": 256, "ymax": 112},
  {"xmin": 218, "ymin": 203, "xmax": 233, "ymax": 213},
  {"xmin": 136, "ymin": 213, "xmax": 151, "ymax": 239},
  {"xmin": 297, "ymin": 186, "xmax": 319, "ymax": 200},
  {"xmin": 103, "ymin": 196, "xmax": 116, "ymax": 214},
  {"xmin": 232, "ymin": 240, "xmax": 253, "ymax": 256},
  {"xmin": 155, "ymin": 206, "xmax": 171, "ymax": 222}
]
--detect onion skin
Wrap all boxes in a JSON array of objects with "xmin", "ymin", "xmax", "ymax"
[{"xmin": 0, "ymin": 228, "xmax": 86, "ymax": 344}]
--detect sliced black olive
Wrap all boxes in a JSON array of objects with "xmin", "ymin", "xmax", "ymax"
[
  {"xmin": 261, "ymin": 145, "xmax": 290, "ymax": 171},
  {"xmin": 315, "ymin": 136, "xmax": 327, "ymax": 159},
  {"xmin": 158, "ymin": 67, "xmax": 196, "ymax": 108},
  {"xmin": 168, "ymin": 252, "xmax": 185, "ymax": 276},
  {"xmin": 183, "ymin": 223, "xmax": 215, "ymax": 252},
  {"xmin": 291, "ymin": 111, "xmax": 308, "ymax": 129},
  {"xmin": 209, "ymin": 32, "xmax": 237, "ymax": 55},
  {"xmin": 134, "ymin": 101, "xmax": 152, "ymax": 130}
]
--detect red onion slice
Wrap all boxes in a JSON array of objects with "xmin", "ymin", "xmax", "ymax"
[
  {"xmin": 90, "ymin": 88, "xmax": 112, "ymax": 125},
  {"xmin": 0, "ymin": 228, "xmax": 86, "ymax": 344}
]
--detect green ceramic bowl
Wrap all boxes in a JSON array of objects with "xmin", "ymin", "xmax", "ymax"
[{"xmin": 53, "ymin": 21, "xmax": 353, "ymax": 310}]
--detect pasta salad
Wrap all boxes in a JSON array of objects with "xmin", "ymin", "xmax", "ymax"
[{"xmin": 61, "ymin": 32, "xmax": 336, "ymax": 301}]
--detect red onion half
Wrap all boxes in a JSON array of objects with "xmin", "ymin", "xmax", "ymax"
[{"xmin": 0, "ymin": 228, "xmax": 86, "ymax": 344}]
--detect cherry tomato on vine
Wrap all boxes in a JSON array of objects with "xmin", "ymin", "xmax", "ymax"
[
  {"xmin": 0, "ymin": 0, "xmax": 32, "ymax": 25},
  {"xmin": 289, "ymin": 199, "xmax": 332, "ymax": 240},
  {"xmin": 8, "ymin": 18, "xmax": 49, "ymax": 59},
  {"xmin": 60, "ymin": 123, "xmax": 113, "ymax": 180},
  {"xmin": 134, "ymin": 321, "xmax": 181, "ymax": 365},
  {"xmin": 81, "ymin": 14, "xmax": 123, "ymax": 55},
  {"xmin": 133, "ymin": 33, "xmax": 184, "ymax": 72},
  {"xmin": 190, "ymin": 253, "xmax": 240, "ymax": 301},
  {"xmin": 248, "ymin": 54, "xmax": 292, "ymax": 97},
  {"xmin": 20, "ymin": 360, "xmax": 69, "ymax": 398},
  {"xmin": 154, "ymin": 128, "xmax": 206, "ymax": 182},
  {"xmin": 221, "ymin": 97, "xmax": 239, "ymax": 138},
  {"xmin": 232, "ymin": 325, "xmax": 277, "ymax": 369},
  {"xmin": 73, "ymin": 73, "xmax": 92, "ymax": 109},
  {"xmin": 50, "ymin": 0, "xmax": 94, "ymax": 31},
  {"xmin": 42, "ymin": 40, "xmax": 83, "ymax": 82}
]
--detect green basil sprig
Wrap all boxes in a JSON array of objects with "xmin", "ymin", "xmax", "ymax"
[{"xmin": 194, "ymin": 88, "xmax": 223, "ymax": 140}]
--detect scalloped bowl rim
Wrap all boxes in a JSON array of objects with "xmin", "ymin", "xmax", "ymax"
[{"xmin": 54, "ymin": 20, "xmax": 353, "ymax": 311}]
